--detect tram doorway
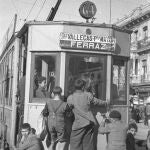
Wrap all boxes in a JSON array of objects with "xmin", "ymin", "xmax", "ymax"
[{"xmin": 65, "ymin": 54, "xmax": 106, "ymax": 99}]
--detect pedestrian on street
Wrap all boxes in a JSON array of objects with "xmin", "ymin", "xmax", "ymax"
[
  {"xmin": 146, "ymin": 130, "xmax": 150, "ymax": 149},
  {"xmin": 145, "ymin": 103, "xmax": 150, "ymax": 127},
  {"xmin": 42, "ymin": 86, "xmax": 71, "ymax": 150},
  {"xmin": 67, "ymin": 79, "xmax": 108, "ymax": 150},
  {"xmin": 98, "ymin": 110, "xmax": 127, "ymax": 150},
  {"xmin": 126, "ymin": 122, "xmax": 138, "ymax": 150},
  {"xmin": 15, "ymin": 123, "xmax": 44, "ymax": 150}
]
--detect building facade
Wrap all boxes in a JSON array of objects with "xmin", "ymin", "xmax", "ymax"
[{"xmin": 116, "ymin": 4, "xmax": 150, "ymax": 103}]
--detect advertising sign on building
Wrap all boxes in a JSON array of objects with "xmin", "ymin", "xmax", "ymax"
[{"xmin": 59, "ymin": 32, "xmax": 116, "ymax": 51}]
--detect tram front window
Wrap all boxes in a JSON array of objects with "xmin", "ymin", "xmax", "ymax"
[
  {"xmin": 31, "ymin": 54, "xmax": 59, "ymax": 101},
  {"xmin": 65, "ymin": 54, "xmax": 106, "ymax": 100}
]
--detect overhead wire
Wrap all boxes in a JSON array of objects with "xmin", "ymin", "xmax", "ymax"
[
  {"xmin": 10, "ymin": 0, "xmax": 22, "ymax": 20},
  {"xmin": 109, "ymin": 0, "xmax": 111, "ymax": 24},
  {"xmin": 34, "ymin": 0, "xmax": 47, "ymax": 20},
  {"xmin": 24, "ymin": 0, "xmax": 39, "ymax": 21}
]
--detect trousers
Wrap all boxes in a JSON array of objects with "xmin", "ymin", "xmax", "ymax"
[{"xmin": 70, "ymin": 124, "xmax": 94, "ymax": 150}]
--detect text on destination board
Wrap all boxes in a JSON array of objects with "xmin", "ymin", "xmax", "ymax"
[
  {"xmin": 60, "ymin": 32, "xmax": 116, "ymax": 43},
  {"xmin": 59, "ymin": 32, "xmax": 116, "ymax": 51}
]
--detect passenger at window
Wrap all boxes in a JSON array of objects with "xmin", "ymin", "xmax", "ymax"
[{"xmin": 35, "ymin": 76, "xmax": 50, "ymax": 98}]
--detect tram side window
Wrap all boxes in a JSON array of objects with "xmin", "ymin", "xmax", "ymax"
[
  {"xmin": 112, "ymin": 58, "xmax": 127, "ymax": 105},
  {"xmin": 4, "ymin": 50, "xmax": 14, "ymax": 106},
  {"xmin": 33, "ymin": 55, "xmax": 56, "ymax": 99},
  {"xmin": 65, "ymin": 54, "xmax": 106, "ymax": 100}
]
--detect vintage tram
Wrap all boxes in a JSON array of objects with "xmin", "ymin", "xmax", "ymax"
[{"xmin": 0, "ymin": 20, "xmax": 131, "ymax": 149}]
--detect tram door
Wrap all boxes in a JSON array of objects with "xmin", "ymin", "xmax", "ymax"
[{"xmin": 64, "ymin": 53, "xmax": 107, "ymax": 149}]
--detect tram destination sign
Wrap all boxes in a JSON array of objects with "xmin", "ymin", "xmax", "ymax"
[{"xmin": 59, "ymin": 32, "xmax": 116, "ymax": 51}]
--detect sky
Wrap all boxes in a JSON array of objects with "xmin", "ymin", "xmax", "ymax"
[{"xmin": 0, "ymin": 0, "xmax": 150, "ymax": 46}]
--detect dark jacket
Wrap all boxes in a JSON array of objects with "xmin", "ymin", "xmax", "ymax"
[
  {"xmin": 43, "ymin": 100, "xmax": 68, "ymax": 131},
  {"xmin": 17, "ymin": 134, "xmax": 44, "ymax": 150},
  {"xmin": 126, "ymin": 132, "xmax": 135, "ymax": 150},
  {"xmin": 67, "ymin": 90, "xmax": 107, "ymax": 130}
]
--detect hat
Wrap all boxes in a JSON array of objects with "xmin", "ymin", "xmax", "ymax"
[
  {"xmin": 38, "ymin": 76, "xmax": 46, "ymax": 83},
  {"xmin": 109, "ymin": 110, "xmax": 121, "ymax": 119}
]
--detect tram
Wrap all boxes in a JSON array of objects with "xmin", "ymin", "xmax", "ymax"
[{"xmin": 0, "ymin": 19, "xmax": 131, "ymax": 149}]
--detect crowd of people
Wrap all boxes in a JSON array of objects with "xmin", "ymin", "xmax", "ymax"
[{"xmin": 13, "ymin": 78, "xmax": 147, "ymax": 150}]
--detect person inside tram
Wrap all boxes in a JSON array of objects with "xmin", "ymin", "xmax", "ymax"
[{"xmin": 35, "ymin": 76, "xmax": 50, "ymax": 98}]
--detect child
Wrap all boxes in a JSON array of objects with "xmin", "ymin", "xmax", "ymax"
[
  {"xmin": 42, "ymin": 86, "xmax": 70, "ymax": 150},
  {"xmin": 98, "ymin": 110, "xmax": 127, "ymax": 150},
  {"xmin": 126, "ymin": 123, "xmax": 138, "ymax": 150}
]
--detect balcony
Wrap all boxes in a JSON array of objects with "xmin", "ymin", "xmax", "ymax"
[
  {"xmin": 130, "ymin": 74, "xmax": 150, "ymax": 84},
  {"xmin": 130, "ymin": 37, "xmax": 150, "ymax": 51},
  {"xmin": 130, "ymin": 75, "xmax": 141, "ymax": 84},
  {"xmin": 141, "ymin": 74, "xmax": 150, "ymax": 83}
]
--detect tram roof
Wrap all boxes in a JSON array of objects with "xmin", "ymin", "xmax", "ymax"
[{"xmin": 17, "ymin": 20, "xmax": 132, "ymax": 37}]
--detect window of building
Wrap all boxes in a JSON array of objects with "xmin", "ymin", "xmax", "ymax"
[
  {"xmin": 143, "ymin": 26, "xmax": 148, "ymax": 39},
  {"xmin": 142, "ymin": 59, "xmax": 147, "ymax": 79},
  {"xmin": 135, "ymin": 59, "xmax": 138, "ymax": 75},
  {"xmin": 134, "ymin": 30, "xmax": 138, "ymax": 41}
]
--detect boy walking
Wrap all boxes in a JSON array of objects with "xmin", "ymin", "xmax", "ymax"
[{"xmin": 42, "ymin": 86, "xmax": 70, "ymax": 150}]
